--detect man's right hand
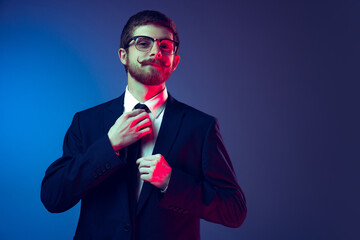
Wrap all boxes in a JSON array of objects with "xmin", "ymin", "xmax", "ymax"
[{"xmin": 107, "ymin": 109, "xmax": 152, "ymax": 152}]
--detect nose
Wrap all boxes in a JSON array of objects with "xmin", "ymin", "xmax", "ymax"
[{"xmin": 149, "ymin": 40, "xmax": 162, "ymax": 58}]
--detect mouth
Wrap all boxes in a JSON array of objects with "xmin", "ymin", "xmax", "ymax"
[
  {"xmin": 145, "ymin": 63, "xmax": 163, "ymax": 68},
  {"xmin": 137, "ymin": 57, "xmax": 169, "ymax": 68}
]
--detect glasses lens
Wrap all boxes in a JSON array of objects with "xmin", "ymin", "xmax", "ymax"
[
  {"xmin": 133, "ymin": 36, "xmax": 177, "ymax": 55},
  {"xmin": 135, "ymin": 37, "xmax": 153, "ymax": 51},
  {"xmin": 159, "ymin": 40, "xmax": 175, "ymax": 55}
]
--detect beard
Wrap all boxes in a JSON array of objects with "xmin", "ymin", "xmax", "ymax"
[{"xmin": 127, "ymin": 56, "xmax": 174, "ymax": 86}]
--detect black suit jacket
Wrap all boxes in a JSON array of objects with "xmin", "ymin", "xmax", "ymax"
[{"xmin": 41, "ymin": 93, "xmax": 246, "ymax": 240}]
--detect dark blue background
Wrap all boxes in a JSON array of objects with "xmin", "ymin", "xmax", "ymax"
[{"xmin": 1, "ymin": 0, "xmax": 359, "ymax": 239}]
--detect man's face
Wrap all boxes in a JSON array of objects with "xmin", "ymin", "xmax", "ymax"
[{"xmin": 119, "ymin": 24, "xmax": 180, "ymax": 86}]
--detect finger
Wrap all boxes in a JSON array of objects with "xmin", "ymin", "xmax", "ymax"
[
  {"xmin": 125, "ymin": 109, "xmax": 146, "ymax": 118},
  {"xmin": 137, "ymin": 127, "xmax": 152, "ymax": 139},
  {"xmin": 118, "ymin": 110, "xmax": 143, "ymax": 123},
  {"xmin": 136, "ymin": 156, "xmax": 156, "ymax": 165},
  {"xmin": 139, "ymin": 166, "xmax": 154, "ymax": 174},
  {"xmin": 138, "ymin": 160, "xmax": 156, "ymax": 169},
  {"xmin": 130, "ymin": 112, "xmax": 151, "ymax": 128},
  {"xmin": 131, "ymin": 111, "xmax": 149, "ymax": 120},
  {"xmin": 135, "ymin": 117, "xmax": 152, "ymax": 131},
  {"xmin": 116, "ymin": 110, "xmax": 147, "ymax": 124},
  {"xmin": 138, "ymin": 154, "xmax": 160, "ymax": 162},
  {"xmin": 140, "ymin": 174, "xmax": 151, "ymax": 182}
]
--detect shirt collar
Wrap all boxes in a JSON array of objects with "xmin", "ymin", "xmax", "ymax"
[{"xmin": 124, "ymin": 86, "xmax": 168, "ymax": 119}]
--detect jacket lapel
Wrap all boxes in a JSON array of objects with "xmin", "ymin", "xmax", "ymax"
[
  {"xmin": 103, "ymin": 93, "xmax": 139, "ymax": 224},
  {"xmin": 136, "ymin": 94, "xmax": 185, "ymax": 215},
  {"xmin": 103, "ymin": 93, "xmax": 125, "ymax": 132}
]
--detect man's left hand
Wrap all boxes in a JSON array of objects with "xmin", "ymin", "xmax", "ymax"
[{"xmin": 136, "ymin": 154, "xmax": 171, "ymax": 191}]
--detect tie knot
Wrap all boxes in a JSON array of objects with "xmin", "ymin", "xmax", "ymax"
[{"xmin": 133, "ymin": 103, "xmax": 150, "ymax": 113}]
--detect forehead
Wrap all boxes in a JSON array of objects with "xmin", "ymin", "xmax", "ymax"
[{"xmin": 132, "ymin": 24, "xmax": 173, "ymax": 40}]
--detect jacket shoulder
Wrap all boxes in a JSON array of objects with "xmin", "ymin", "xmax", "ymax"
[
  {"xmin": 75, "ymin": 95, "xmax": 124, "ymax": 119},
  {"xmin": 170, "ymin": 96, "xmax": 217, "ymax": 127}
]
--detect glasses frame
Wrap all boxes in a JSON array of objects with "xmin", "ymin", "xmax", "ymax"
[{"xmin": 125, "ymin": 35, "xmax": 179, "ymax": 55}]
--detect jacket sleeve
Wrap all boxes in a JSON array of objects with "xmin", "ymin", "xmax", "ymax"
[
  {"xmin": 41, "ymin": 112, "xmax": 126, "ymax": 213},
  {"xmin": 159, "ymin": 119, "xmax": 247, "ymax": 228}
]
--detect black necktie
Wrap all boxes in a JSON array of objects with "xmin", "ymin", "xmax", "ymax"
[
  {"xmin": 129, "ymin": 103, "xmax": 150, "ymax": 162},
  {"xmin": 133, "ymin": 103, "xmax": 150, "ymax": 113},
  {"xmin": 132, "ymin": 103, "xmax": 150, "ymax": 195},
  {"xmin": 131, "ymin": 103, "xmax": 150, "ymax": 164},
  {"xmin": 127, "ymin": 103, "xmax": 150, "ymax": 236},
  {"xmin": 127, "ymin": 103, "xmax": 150, "ymax": 211}
]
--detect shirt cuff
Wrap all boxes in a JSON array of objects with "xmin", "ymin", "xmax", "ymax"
[{"xmin": 160, "ymin": 185, "xmax": 168, "ymax": 193}]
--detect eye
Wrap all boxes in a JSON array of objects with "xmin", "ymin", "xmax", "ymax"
[
  {"xmin": 136, "ymin": 38, "xmax": 152, "ymax": 49},
  {"xmin": 159, "ymin": 41, "xmax": 173, "ymax": 52}
]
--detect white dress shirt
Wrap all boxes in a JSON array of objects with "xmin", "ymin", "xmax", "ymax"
[{"xmin": 123, "ymin": 86, "xmax": 168, "ymax": 199}]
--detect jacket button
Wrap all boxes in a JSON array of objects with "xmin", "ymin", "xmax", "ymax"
[
  {"xmin": 105, "ymin": 163, "xmax": 111, "ymax": 169},
  {"xmin": 124, "ymin": 224, "xmax": 130, "ymax": 232}
]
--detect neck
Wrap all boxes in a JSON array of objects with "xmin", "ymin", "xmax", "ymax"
[{"xmin": 127, "ymin": 78, "xmax": 165, "ymax": 103}]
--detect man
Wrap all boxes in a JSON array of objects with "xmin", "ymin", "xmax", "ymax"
[{"xmin": 41, "ymin": 10, "xmax": 246, "ymax": 240}]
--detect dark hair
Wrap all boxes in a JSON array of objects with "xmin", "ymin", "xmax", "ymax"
[{"xmin": 120, "ymin": 10, "xmax": 180, "ymax": 53}]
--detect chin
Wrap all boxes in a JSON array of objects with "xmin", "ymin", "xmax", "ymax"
[
  {"xmin": 130, "ymin": 69, "xmax": 172, "ymax": 86},
  {"xmin": 138, "ymin": 77, "xmax": 167, "ymax": 86}
]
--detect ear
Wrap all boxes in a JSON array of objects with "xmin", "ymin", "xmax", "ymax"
[
  {"xmin": 171, "ymin": 54, "xmax": 180, "ymax": 71},
  {"xmin": 118, "ymin": 48, "xmax": 128, "ymax": 66}
]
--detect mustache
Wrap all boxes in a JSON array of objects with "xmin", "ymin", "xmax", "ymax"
[{"xmin": 137, "ymin": 57, "xmax": 171, "ymax": 68}]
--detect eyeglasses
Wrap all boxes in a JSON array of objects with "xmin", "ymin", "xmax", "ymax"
[{"xmin": 125, "ymin": 36, "xmax": 179, "ymax": 55}]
